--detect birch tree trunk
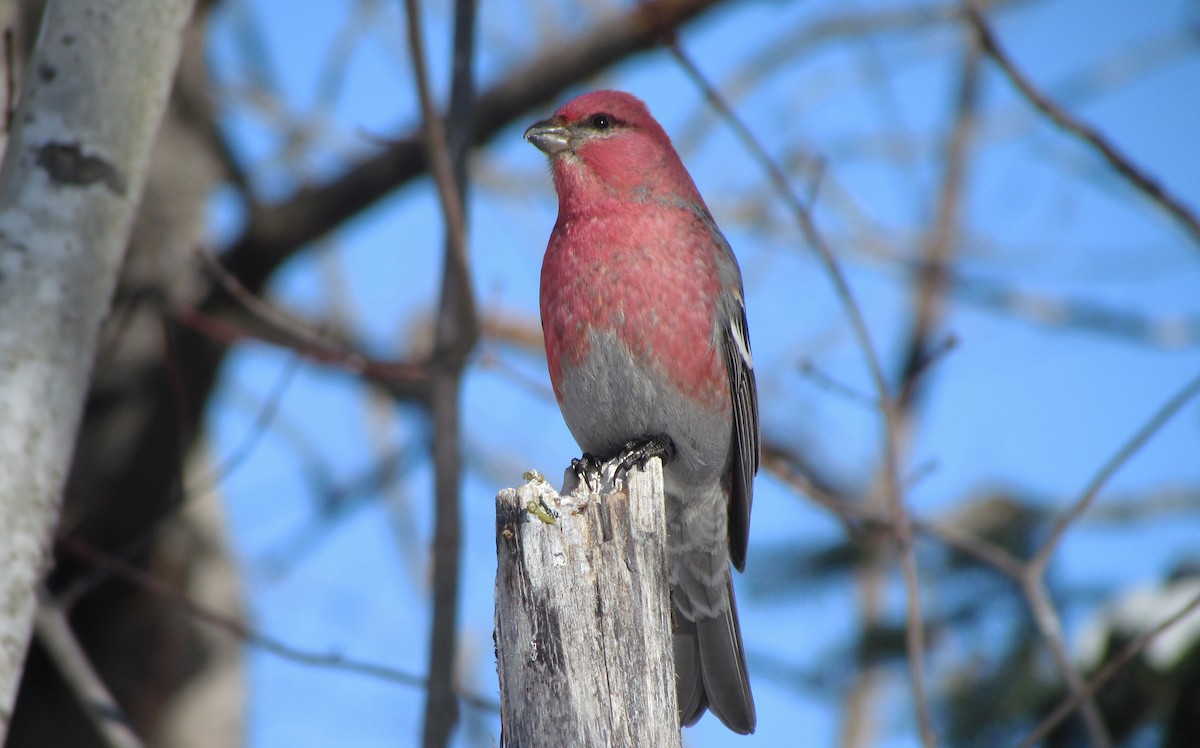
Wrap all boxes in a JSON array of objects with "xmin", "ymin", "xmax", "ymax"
[
  {"xmin": 494, "ymin": 459, "xmax": 682, "ymax": 747},
  {"xmin": 0, "ymin": 0, "xmax": 196, "ymax": 738}
]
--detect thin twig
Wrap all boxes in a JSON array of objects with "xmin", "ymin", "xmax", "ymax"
[
  {"xmin": 198, "ymin": 247, "xmax": 345, "ymax": 350},
  {"xmin": 760, "ymin": 445, "xmax": 874, "ymax": 540},
  {"xmin": 402, "ymin": 0, "xmax": 478, "ymax": 745},
  {"xmin": 215, "ymin": 0, "xmax": 733, "ymax": 299},
  {"xmin": 965, "ymin": 10, "xmax": 1200, "ymax": 732},
  {"xmin": 196, "ymin": 352, "xmax": 303, "ymax": 491},
  {"xmin": 196, "ymin": 245, "xmax": 438, "ymax": 393},
  {"xmin": 949, "ymin": 272, "xmax": 1200, "ymax": 349},
  {"xmin": 58, "ymin": 537, "xmax": 500, "ymax": 711},
  {"xmin": 35, "ymin": 592, "xmax": 146, "ymax": 748},
  {"xmin": 174, "ymin": 306, "xmax": 430, "ymax": 397},
  {"xmin": 403, "ymin": 5, "xmax": 468, "ymax": 281},
  {"xmin": 798, "ymin": 360, "xmax": 878, "ymax": 409},
  {"xmin": 1019, "ymin": 589, "xmax": 1200, "ymax": 748},
  {"xmin": 1020, "ymin": 574, "xmax": 1111, "ymax": 747},
  {"xmin": 880, "ymin": 32, "xmax": 979, "ymax": 745},
  {"xmin": 967, "ymin": 2, "xmax": 1200, "ymax": 249},
  {"xmin": 919, "ymin": 517, "xmax": 1025, "ymax": 579},
  {"xmin": 897, "ymin": 38, "xmax": 979, "ymax": 410},
  {"xmin": 1033, "ymin": 369, "xmax": 1200, "ymax": 573},
  {"xmin": 671, "ymin": 0, "xmax": 1024, "ymax": 155},
  {"xmin": 771, "ymin": 445, "xmax": 1035, "ymax": 582},
  {"xmin": 1009, "ymin": 369, "xmax": 1200, "ymax": 746},
  {"xmin": 1087, "ymin": 488, "xmax": 1200, "ymax": 524},
  {"xmin": 765, "ymin": 443, "xmax": 1031, "ymax": 584},
  {"xmin": 665, "ymin": 40, "xmax": 938, "ymax": 748}
]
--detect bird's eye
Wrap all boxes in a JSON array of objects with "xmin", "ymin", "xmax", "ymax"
[{"xmin": 589, "ymin": 113, "xmax": 613, "ymax": 130}]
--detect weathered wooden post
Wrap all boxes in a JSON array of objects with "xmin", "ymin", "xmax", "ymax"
[{"xmin": 494, "ymin": 458, "xmax": 681, "ymax": 747}]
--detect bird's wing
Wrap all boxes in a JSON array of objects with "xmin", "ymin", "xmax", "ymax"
[{"xmin": 723, "ymin": 295, "xmax": 758, "ymax": 572}]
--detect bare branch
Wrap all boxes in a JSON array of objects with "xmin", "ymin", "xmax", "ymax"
[
  {"xmin": 175, "ymin": 305, "xmax": 432, "ymax": 398},
  {"xmin": 948, "ymin": 272, "xmax": 1200, "ymax": 348},
  {"xmin": 665, "ymin": 37, "xmax": 938, "ymax": 748},
  {"xmin": 35, "ymin": 593, "xmax": 145, "ymax": 748},
  {"xmin": 402, "ymin": 0, "xmax": 478, "ymax": 744},
  {"xmin": 967, "ymin": 3, "xmax": 1200, "ymax": 250},
  {"xmin": 217, "ymin": 0, "xmax": 736, "ymax": 297},
  {"xmin": 1033, "ymin": 369, "xmax": 1200, "ymax": 573},
  {"xmin": 1020, "ymin": 575, "xmax": 1112, "ymax": 747},
  {"xmin": 897, "ymin": 38, "xmax": 980, "ymax": 409},
  {"xmin": 195, "ymin": 353, "xmax": 303, "ymax": 491},
  {"xmin": 672, "ymin": 0, "xmax": 1026, "ymax": 154},
  {"xmin": 1019, "ymin": 589, "xmax": 1200, "ymax": 748},
  {"xmin": 995, "ymin": 369, "xmax": 1200, "ymax": 745},
  {"xmin": 58, "ymin": 537, "xmax": 499, "ymax": 711}
]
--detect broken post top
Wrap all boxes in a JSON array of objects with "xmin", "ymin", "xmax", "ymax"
[{"xmin": 494, "ymin": 456, "xmax": 682, "ymax": 748}]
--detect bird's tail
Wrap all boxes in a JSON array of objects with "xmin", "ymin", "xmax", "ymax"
[{"xmin": 674, "ymin": 572, "xmax": 755, "ymax": 734}]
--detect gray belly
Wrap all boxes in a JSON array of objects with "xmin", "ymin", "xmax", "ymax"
[{"xmin": 555, "ymin": 329, "xmax": 730, "ymax": 488}]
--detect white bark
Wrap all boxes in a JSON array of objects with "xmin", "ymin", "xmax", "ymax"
[
  {"xmin": 495, "ymin": 458, "xmax": 682, "ymax": 748},
  {"xmin": 0, "ymin": 0, "xmax": 196, "ymax": 736}
]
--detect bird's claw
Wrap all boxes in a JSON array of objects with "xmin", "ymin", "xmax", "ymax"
[
  {"xmin": 616, "ymin": 435, "xmax": 674, "ymax": 477},
  {"xmin": 571, "ymin": 452, "xmax": 604, "ymax": 485}
]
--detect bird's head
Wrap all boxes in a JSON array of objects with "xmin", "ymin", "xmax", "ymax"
[
  {"xmin": 524, "ymin": 90, "xmax": 669, "ymax": 157},
  {"xmin": 525, "ymin": 90, "xmax": 698, "ymax": 206}
]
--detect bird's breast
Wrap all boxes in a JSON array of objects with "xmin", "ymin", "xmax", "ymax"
[{"xmin": 539, "ymin": 211, "xmax": 730, "ymax": 459}]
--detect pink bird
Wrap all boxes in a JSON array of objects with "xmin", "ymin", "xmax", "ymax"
[{"xmin": 526, "ymin": 90, "xmax": 758, "ymax": 734}]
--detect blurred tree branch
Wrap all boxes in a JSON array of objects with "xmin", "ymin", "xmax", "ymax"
[
  {"xmin": 401, "ymin": 0, "xmax": 478, "ymax": 743},
  {"xmin": 34, "ymin": 593, "xmax": 144, "ymax": 748},
  {"xmin": 216, "ymin": 0, "xmax": 733, "ymax": 296},
  {"xmin": 967, "ymin": 2, "xmax": 1200, "ymax": 250},
  {"xmin": 666, "ymin": 33, "xmax": 940, "ymax": 748}
]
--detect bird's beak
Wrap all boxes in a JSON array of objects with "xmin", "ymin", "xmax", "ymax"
[{"xmin": 524, "ymin": 118, "xmax": 571, "ymax": 156}]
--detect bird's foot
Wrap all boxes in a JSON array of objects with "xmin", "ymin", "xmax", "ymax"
[
  {"xmin": 570, "ymin": 452, "xmax": 604, "ymax": 487},
  {"xmin": 617, "ymin": 435, "xmax": 674, "ymax": 477}
]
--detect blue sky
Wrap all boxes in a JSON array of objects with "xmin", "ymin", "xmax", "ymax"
[{"xmin": 204, "ymin": 0, "xmax": 1200, "ymax": 745}]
